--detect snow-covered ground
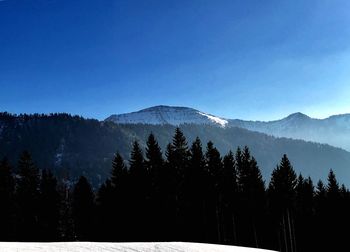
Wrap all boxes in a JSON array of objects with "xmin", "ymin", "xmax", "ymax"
[{"xmin": 0, "ymin": 242, "xmax": 275, "ymax": 252}]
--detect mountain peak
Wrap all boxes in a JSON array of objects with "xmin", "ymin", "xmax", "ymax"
[
  {"xmin": 138, "ymin": 105, "xmax": 197, "ymax": 113},
  {"xmin": 106, "ymin": 105, "xmax": 228, "ymax": 127},
  {"xmin": 284, "ymin": 112, "xmax": 310, "ymax": 120}
]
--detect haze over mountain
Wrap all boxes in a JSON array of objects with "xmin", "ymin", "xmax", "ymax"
[
  {"xmin": 2, "ymin": 108, "xmax": 349, "ymax": 185},
  {"xmin": 107, "ymin": 105, "xmax": 350, "ymax": 151}
]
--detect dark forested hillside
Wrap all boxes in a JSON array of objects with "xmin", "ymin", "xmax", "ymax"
[
  {"xmin": 1, "ymin": 112, "xmax": 350, "ymax": 185},
  {"xmin": 0, "ymin": 131, "xmax": 349, "ymax": 251}
]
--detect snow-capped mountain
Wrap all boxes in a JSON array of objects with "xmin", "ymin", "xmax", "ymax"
[
  {"xmin": 106, "ymin": 106, "xmax": 350, "ymax": 151},
  {"xmin": 105, "ymin": 105, "xmax": 228, "ymax": 127}
]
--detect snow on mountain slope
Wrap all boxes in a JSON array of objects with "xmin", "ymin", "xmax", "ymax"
[
  {"xmin": 0, "ymin": 242, "xmax": 275, "ymax": 252},
  {"xmin": 105, "ymin": 105, "xmax": 350, "ymax": 151},
  {"xmin": 106, "ymin": 105, "xmax": 228, "ymax": 127}
]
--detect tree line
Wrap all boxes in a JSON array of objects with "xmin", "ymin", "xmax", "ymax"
[{"xmin": 0, "ymin": 128, "xmax": 349, "ymax": 251}]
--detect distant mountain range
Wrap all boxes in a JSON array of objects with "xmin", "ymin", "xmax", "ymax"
[
  {"xmin": 107, "ymin": 105, "xmax": 350, "ymax": 151},
  {"xmin": 1, "ymin": 107, "xmax": 350, "ymax": 186}
]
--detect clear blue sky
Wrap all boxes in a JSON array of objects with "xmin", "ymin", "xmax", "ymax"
[{"xmin": 1, "ymin": 0, "xmax": 350, "ymax": 120}]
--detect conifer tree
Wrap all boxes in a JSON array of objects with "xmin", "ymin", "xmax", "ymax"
[
  {"xmin": 72, "ymin": 176, "xmax": 95, "ymax": 241},
  {"xmin": 182, "ymin": 137, "xmax": 206, "ymax": 241},
  {"xmin": 238, "ymin": 147, "xmax": 265, "ymax": 198},
  {"xmin": 108, "ymin": 152, "xmax": 129, "ymax": 240},
  {"xmin": 324, "ymin": 169, "xmax": 341, "ymax": 249},
  {"xmin": 146, "ymin": 133, "xmax": 164, "ymax": 184},
  {"xmin": 295, "ymin": 175, "xmax": 314, "ymax": 251},
  {"xmin": 315, "ymin": 180, "xmax": 326, "ymax": 204},
  {"xmin": 128, "ymin": 141, "xmax": 149, "ymax": 241},
  {"xmin": 237, "ymin": 147, "xmax": 265, "ymax": 248},
  {"xmin": 165, "ymin": 128, "xmax": 189, "ymax": 240},
  {"xmin": 39, "ymin": 169, "xmax": 61, "ymax": 241},
  {"xmin": 221, "ymin": 151, "xmax": 238, "ymax": 244},
  {"xmin": 96, "ymin": 179, "xmax": 114, "ymax": 241},
  {"xmin": 16, "ymin": 151, "xmax": 41, "ymax": 241},
  {"xmin": 111, "ymin": 152, "xmax": 127, "ymax": 188},
  {"xmin": 145, "ymin": 133, "xmax": 164, "ymax": 240},
  {"xmin": 326, "ymin": 169, "xmax": 339, "ymax": 199},
  {"xmin": 57, "ymin": 179, "xmax": 74, "ymax": 241},
  {"xmin": 171, "ymin": 128, "xmax": 189, "ymax": 179},
  {"xmin": 268, "ymin": 154, "xmax": 297, "ymax": 252},
  {"xmin": 0, "ymin": 158, "xmax": 15, "ymax": 240},
  {"xmin": 162, "ymin": 142, "xmax": 179, "ymax": 240},
  {"xmin": 269, "ymin": 154, "xmax": 297, "ymax": 210},
  {"xmin": 205, "ymin": 141, "xmax": 223, "ymax": 243}
]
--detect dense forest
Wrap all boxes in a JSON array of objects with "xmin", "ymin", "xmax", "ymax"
[
  {"xmin": 0, "ymin": 128, "xmax": 349, "ymax": 251},
  {"xmin": 2, "ymin": 112, "xmax": 350, "ymax": 186}
]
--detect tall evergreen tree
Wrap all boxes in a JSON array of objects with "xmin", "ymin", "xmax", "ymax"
[
  {"xmin": 171, "ymin": 127, "xmax": 189, "ymax": 179},
  {"xmin": 111, "ymin": 152, "xmax": 127, "ymax": 188},
  {"xmin": 128, "ymin": 141, "xmax": 149, "ymax": 241},
  {"xmin": 205, "ymin": 141, "xmax": 223, "ymax": 243},
  {"xmin": 0, "ymin": 158, "xmax": 15, "ymax": 241},
  {"xmin": 146, "ymin": 133, "xmax": 164, "ymax": 184},
  {"xmin": 96, "ymin": 179, "xmax": 115, "ymax": 241},
  {"xmin": 39, "ymin": 169, "xmax": 61, "ymax": 241},
  {"xmin": 268, "ymin": 154, "xmax": 297, "ymax": 252},
  {"xmin": 182, "ymin": 137, "xmax": 206, "ymax": 242},
  {"xmin": 107, "ymin": 152, "xmax": 129, "ymax": 241},
  {"xmin": 326, "ymin": 169, "xmax": 340, "ymax": 199},
  {"xmin": 162, "ymin": 142, "xmax": 179, "ymax": 240},
  {"xmin": 16, "ymin": 151, "xmax": 41, "ymax": 241},
  {"xmin": 72, "ymin": 176, "xmax": 95, "ymax": 241},
  {"xmin": 221, "ymin": 151, "xmax": 238, "ymax": 244},
  {"xmin": 324, "ymin": 169, "xmax": 342, "ymax": 250},
  {"xmin": 295, "ymin": 175, "xmax": 314, "ymax": 251},
  {"xmin": 165, "ymin": 128, "xmax": 189, "ymax": 240},
  {"xmin": 236, "ymin": 147, "xmax": 265, "ymax": 248},
  {"xmin": 145, "ymin": 133, "xmax": 164, "ymax": 240},
  {"xmin": 57, "ymin": 178, "xmax": 74, "ymax": 241}
]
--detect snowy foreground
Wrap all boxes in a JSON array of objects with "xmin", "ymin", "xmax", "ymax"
[{"xmin": 0, "ymin": 242, "xmax": 275, "ymax": 252}]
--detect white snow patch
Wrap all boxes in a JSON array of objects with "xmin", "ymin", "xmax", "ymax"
[
  {"xmin": 0, "ymin": 242, "xmax": 275, "ymax": 252},
  {"xmin": 198, "ymin": 112, "xmax": 228, "ymax": 127}
]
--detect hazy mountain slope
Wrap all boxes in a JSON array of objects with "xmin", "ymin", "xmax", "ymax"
[
  {"xmin": 1, "ymin": 113, "xmax": 349, "ymax": 185},
  {"xmin": 0, "ymin": 242, "xmax": 274, "ymax": 252},
  {"xmin": 228, "ymin": 113, "xmax": 350, "ymax": 151},
  {"xmin": 107, "ymin": 106, "xmax": 350, "ymax": 151}
]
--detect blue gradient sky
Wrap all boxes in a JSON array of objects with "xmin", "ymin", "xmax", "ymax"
[{"xmin": 1, "ymin": 0, "xmax": 350, "ymax": 120}]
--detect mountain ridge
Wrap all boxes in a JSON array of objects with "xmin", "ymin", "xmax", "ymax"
[
  {"xmin": 106, "ymin": 106, "xmax": 350, "ymax": 151},
  {"xmin": 106, "ymin": 105, "xmax": 229, "ymax": 127},
  {"xmin": 1, "ymin": 112, "xmax": 350, "ymax": 185}
]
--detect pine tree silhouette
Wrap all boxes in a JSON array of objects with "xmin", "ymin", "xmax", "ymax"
[
  {"xmin": 128, "ymin": 141, "xmax": 149, "ymax": 241},
  {"xmin": 145, "ymin": 133, "xmax": 164, "ymax": 240},
  {"xmin": 236, "ymin": 147, "xmax": 265, "ymax": 248},
  {"xmin": 39, "ymin": 169, "xmax": 61, "ymax": 241},
  {"xmin": 295, "ymin": 175, "xmax": 314, "ymax": 251},
  {"xmin": 166, "ymin": 128, "xmax": 189, "ymax": 240},
  {"xmin": 16, "ymin": 151, "xmax": 41, "ymax": 241},
  {"xmin": 268, "ymin": 154, "xmax": 297, "ymax": 252},
  {"xmin": 0, "ymin": 158, "xmax": 15, "ymax": 241},
  {"xmin": 72, "ymin": 176, "xmax": 95, "ymax": 241},
  {"xmin": 1, "ymin": 133, "xmax": 350, "ymax": 250},
  {"xmin": 205, "ymin": 141, "xmax": 223, "ymax": 243},
  {"xmin": 182, "ymin": 137, "xmax": 206, "ymax": 242},
  {"xmin": 221, "ymin": 151, "xmax": 238, "ymax": 245}
]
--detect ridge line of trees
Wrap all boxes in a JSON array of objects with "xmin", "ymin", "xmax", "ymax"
[{"xmin": 0, "ymin": 128, "xmax": 349, "ymax": 251}]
